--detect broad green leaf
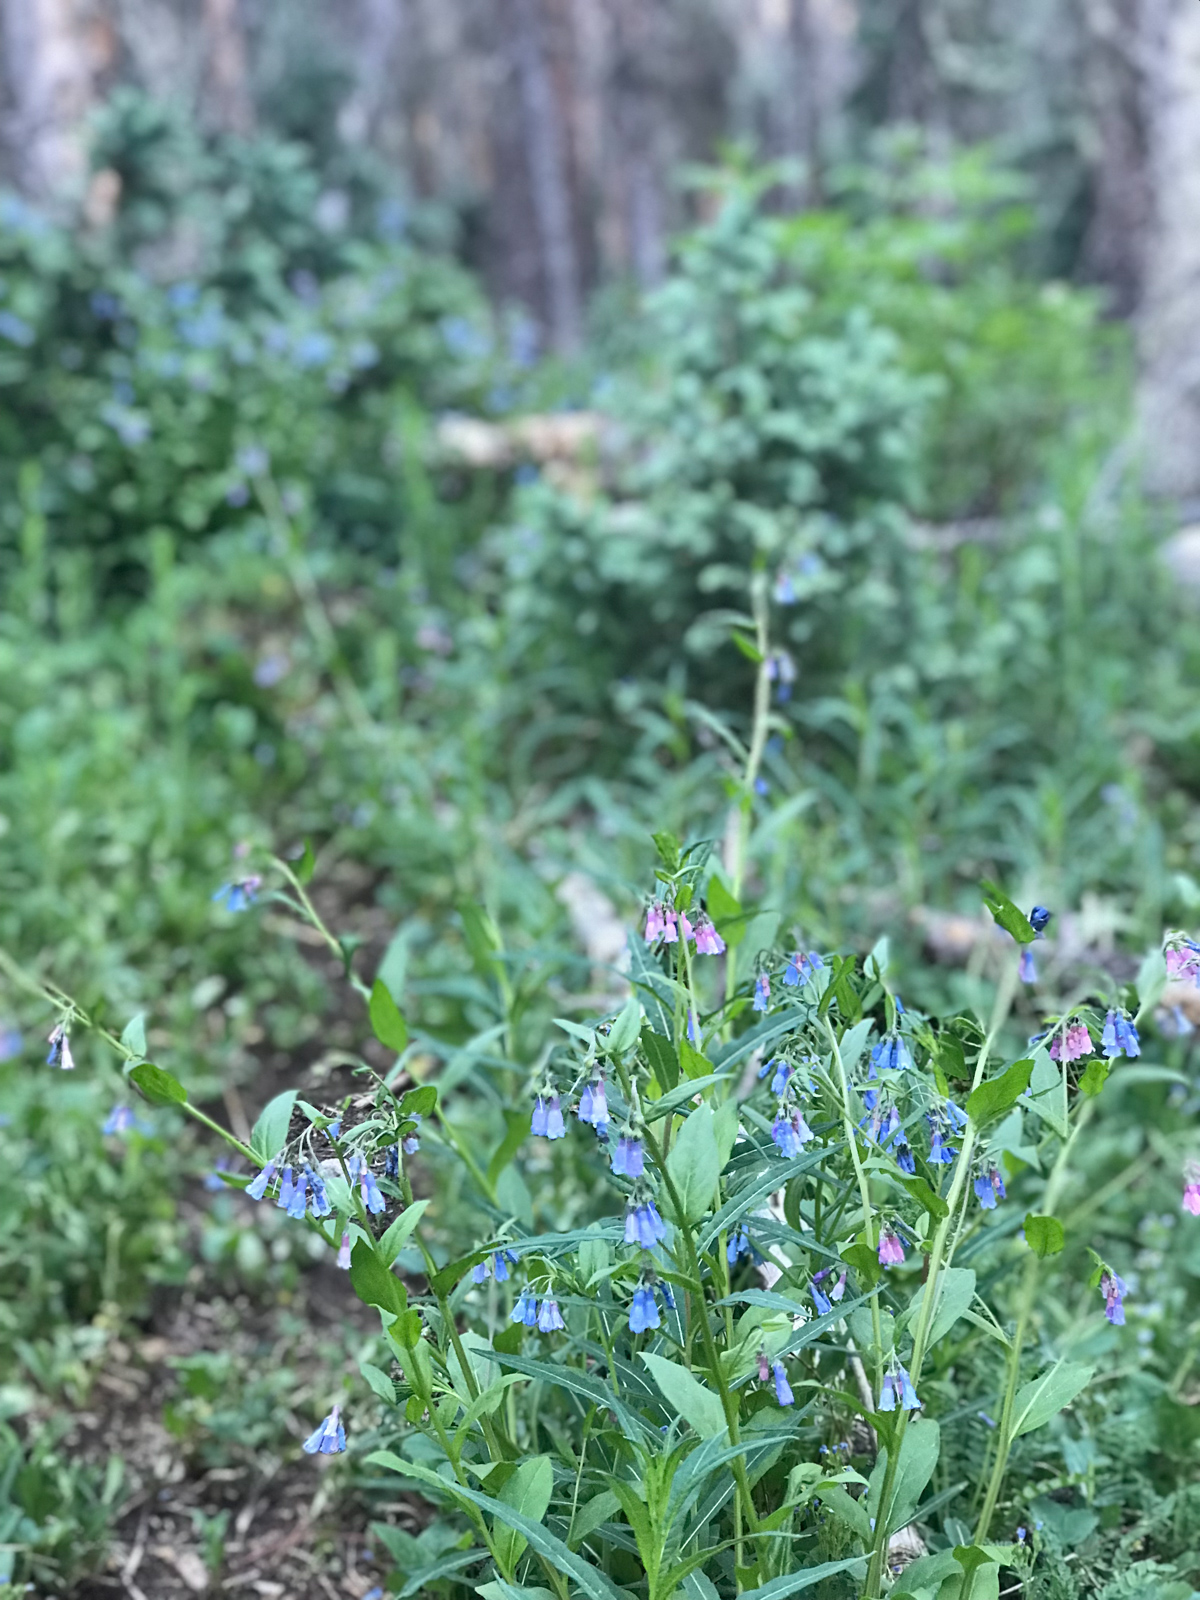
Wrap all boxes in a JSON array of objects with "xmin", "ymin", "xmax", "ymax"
[
  {"xmin": 1136, "ymin": 946, "xmax": 1167, "ymax": 1015},
  {"xmin": 653, "ymin": 830, "xmax": 682, "ymax": 871},
  {"xmin": 869, "ymin": 1416, "xmax": 939, "ymax": 1535},
  {"xmin": 1023, "ymin": 1214, "xmax": 1065, "ymax": 1258},
  {"xmin": 376, "ymin": 1199, "xmax": 430, "ymax": 1266},
  {"xmin": 980, "ymin": 880, "xmax": 1035, "ymax": 944},
  {"xmin": 667, "ymin": 1103, "xmax": 722, "ymax": 1222},
  {"xmin": 1023, "ymin": 1048, "xmax": 1066, "ymax": 1137},
  {"xmin": 714, "ymin": 1099, "xmax": 740, "ymax": 1169},
  {"xmin": 359, "ymin": 1359, "xmax": 397, "ymax": 1404},
  {"xmin": 899, "ymin": 1174, "xmax": 949, "ymax": 1220},
  {"xmin": 952, "ymin": 1545, "xmax": 994, "ymax": 1577},
  {"xmin": 477, "ymin": 1582, "xmax": 557, "ymax": 1600},
  {"xmin": 706, "ymin": 874, "xmax": 745, "ymax": 948},
  {"xmin": 128, "ymin": 1062, "xmax": 187, "ymax": 1106},
  {"xmin": 903, "ymin": 1268, "xmax": 975, "ymax": 1350},
  {"xmin": 640, "ymin": 1352, "xmax": 727, "ymax": 1438},
  {"xmin": 966, "ymin": 1059, "xmax": 1033, "ymax": 1126},
  {"xmin": 349, "ymin": 1238, "xmax": 407, "ymax": 1317},
  {"xmin": 837, "ymin": 1017, "xmax": 873, "ymax": 1076},
  {"xmin": 1079, "ymin": 1055, "xmax": 1112, "ymax": 1097},
  {"xmin": 493, "ymin": 1454, "xmax": 553, "ymax": 1572},
  {"xmin": 679, "ymin": 1036, "xmax": 715, "ymax": 1081},
  {"xmin": 250, "ymin": 1089, "xmax": 296, "ymax": 1162},
  {"xmin": 1011, "ymin": 1361, "xmax": 1094, "ymax": 1437},
  {"xmin": 641, "ymin": 1026, "xmax": 679, "ymax": 1092},
  {"xmin": 119, "ymin": 1013, "xmax": 147, "ymax": 1060},
  {"xmin": 369, "ymin": 977, "xmax": 409, "ymax": 1053},
  {"xmin": 816, "ymin": 1484, "xmax": 871, "ymax": 1541},
  {"xmin": 603, "ymin": 995, "xmax": 642, "ymax": 1058},
  {"xmin": 400, "ymin": 1084, "xmax": 437, "ymax": 1118},
  {"xmin": 368, "ymin": 1452, "xmax": 628, "ymax": 1600},
  {"xmin": 736, "ymin": 1559, "xmax": 865, "ymax": 1600},
  {"xmin": 569, "ymin": 1489, "xmax": 621, "ymax": 1550}
]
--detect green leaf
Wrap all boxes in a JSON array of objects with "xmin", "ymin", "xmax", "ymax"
[
  {"xmin": 640, "ymin": 1352, "xmax": 727, "ymax": 1438},
  {"xmin": 603, "ymin": 995, "xmax": 642, "ymax": 1058},
  {"xmin": 369, "ymin": 977, "xmax": 409, "ymax": 1053},
  {"xmin": 837, "ymin": 1017, "xmax": 874, "ymax": 1077},
  {"xmin": 736, "ymin": 1560, "xmax": 866, "ymax": 1600},
  {"xmin": 1023, "ymin": 1214, "xmax": 1065, "ymax": 1258},
  {"xmin": 980, "ymin": 880, "xmax": 1035, "ymax": 944},
  {"xmin": 431, "ymin": 1251, "xmax": 490, "ymax": 1298},
  {"xmin": 903, "ymin": 1268, "xmax": 976, "ymax": 1350},
  {"xmin": 840, "ymin": 1237, "xmax": 881, "ymax": 1289},
  {"xmin": 706, "ymin": 875, "xmax": 745, "ymax": 948},
  {"xmin": 487, "ymin": 1111, "xmax": 530, "ymax": 1189},
  {"xmin": 400, "ymin": 1084, "xmax": 437, "ymax": 1119},
  {"xmin": 459, "ymin": 901, "xmax": 504, "ymax": 981},
  {"xmin": 732, "ymin": 629, "xmax": 764, "ymax": 663},
  {"xmin": 295, "ymin": 838, "xmax": 316, "ymax": 885},
  {"xmin": 641, "ymin": 1026, "xmax": 679, "ymax": 1092},
  {"xmin": 1024, "ymin": 1047, "xmax": 1067, "ymax": 1137},
  {"xmin": 359, "ymin": 1359, "xmax": 398, "ymax": 1405},
  {"xmin": 569, "ymin": 1489, "xmax": 621, "ymax": 1550},
  {"xmin": 966, "ymin": 1059, "xmax": 1033, "ymax": 1126},
  {"xmin": 869, "ymin": 1416, "xmax": 939, "ymax": 1535},
  {"xmin": 119, "ymin": 1013, "xmax": 147, "ymax": 1060},
  {"xmin": 666, "ymin": 1103, "xmax": 722, "ymax": 1222},
  {"xmin": 899, "ymin": 1175, "xmax": 949, "ymax": 1220},
  {"xmin": 376, "ymin": 1199, "xmax": 430, "ymax": 1266},
  {"xmin": 483, "ymin": 1350, "xmax": 656, "ymax": 1444},
  {"xmin": 652, "ymin": 830, "xmax": 682, "ymax": 871},
  {"xmin": 679, "ymin": 1036, "xmax": 715, "ymax": 1081},
  {"xmin": 128, "ymin": 1061, "xmax": 187, "ymax": 1106},
  {"xmin": 1136, "ymin": 946, "xmax": 1167, "ymax": 1015},
  {"xmin": 368, "ymin": 1453, "xmax": 628, "ymax": 1600},
  {"xmin": 1011, "ymin": 1362, "xmax": 1094, "ymax": 1438},
  {"xmin": 1078, "ymin": 1055, "xmax": 1112, "ymax": 1097},
  {"xmin": 349, "ymin": 1238, "xmax": 407, "ymax": 1317},
  {"xmin": 250, "ymin": 1089, "xmax": 297, "ymax": 1162},
  {"xmin": 816, "ymin": 1484, "xmax": 872, "ymax": 1541},
  {"xmin": 492, "ymin": 1454, "xmax": 553, "ymax": 1572}
]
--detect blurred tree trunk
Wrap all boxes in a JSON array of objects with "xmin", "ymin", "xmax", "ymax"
[
  {"xmin": 607, "ymin": 0, "xmax": 666, "ymax": 287},
  {"xmin": 1137, "ymin": 0, "xmax": 1200, "ymax": 500},
  {"xmin": 505, "ymin": 0, "xmax": 584, "ymax": 350},
  {"xmin": 1, "ymin": 0, "xmax": 96, "ymax": 196},
  {"xmin": 202, "ymin": 0, "xmax": 253, "ymax": 135},
  {"xmin": 340, "ymin": 0, "xmax": 409, "ymax": 146}
]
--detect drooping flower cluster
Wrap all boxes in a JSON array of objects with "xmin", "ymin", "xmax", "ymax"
[
  {"xmin": 576, "ymin": 1076, "xmax": 609, "ymax": 1137},
  {"xmin": 513, "ymin": 1290, "xmax": 566, "ymax": 1332},
  {"xmin": 212, "ymin": 875, "xmax": 262, "ymax": 913},
  {"xmin": 1101, "ymin": 1010, "xmax": 1140, "ymax": 1059},
  {"xmin": 974, "ymin": 1165, "xmax": 1007, "ymax": 1211},
  {"xmin": 644, "ymin": 902, "xmax": 725, "ymax": 955},
  {"xmin": 783, "ymin": 951, "xmax": 824, "ymax": 989},
  {"xmin": 531, "ymin": 1091, "xmax": 566, "ymax": 1140},
  {"xmin": 878, "ymin": 1225, "xmax": 905, "ymax": 1268},
  {"xmin": 303, "ymin": 1405, "xmax": 346, "ymax": 1455},
  {"xmin": 1050, "ymin": 1020, "xmax": 1093, "ymax": 1063},
  {"xmin": 1165, "ymin": 934, "xmax": 1200, "ymax": 984},
  {"xmin": 1184, "ymin": 1161, "xmax": 1200, "ymax": 1217},
  {"xmin": 879, "ymin": 1362, "xmax": 920, "ymax": 1412},
  {"xmin": 611, "ymin": 1132, "xmax": 645, "ymax": 1178},
  {"xmin": 46, "ymin": 1024, "xmax": 74, "ymax": 1071},
  {"xmin": 810, "ymin": 1268, "xmax": 846, "ymax": 1315},
  {"xmin": 472, "ymin": 1249, "xmax": 518, "ymax": 1284},
  {"xmin": 628, "ymin": 1276, "xmax": 675, "ymax": 1333},
  {"xmin": 1100, "ymin": 1270, "xmax": 1126, "ymax": 1326},
  {"xmin": 625, "ymin": 1198, "xmax": 667, "ymax": 1250}
]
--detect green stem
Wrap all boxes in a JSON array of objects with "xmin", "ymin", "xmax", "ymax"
[
  {"xmin": 824, "ymin": 1017, "xmax": 883, "ymax": 1393},
  {"xmin": 725, "ymin": 576, "xmax": 772, "ymax": 1010}
]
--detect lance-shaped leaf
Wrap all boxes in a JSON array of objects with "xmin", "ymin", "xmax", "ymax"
[
  {"xmin": 369, "ymin": 977, "xmax": 408, "ymax": 1053},
  {"xmin": 980, "ymin": 880, "xmax": 1035, "ymax": 943},
  {"xmin": 640, "ymin": 1352, "xmax": 727, "ymax": 1438},
  {"xmin": 250, "ymin": 1089, "xmax": 296, "ymax": 1162},
  {"xmin": 966, "ymin": 1059, "xmax": 1033, "ymax": 1126},
  {"xmin": 128, "ymin": 1062, "xmax": 187, "ymax": 1107},
  {"xmin": 1011, "ymin": 1361, "xmax": 1094, "ymax": 1438}
]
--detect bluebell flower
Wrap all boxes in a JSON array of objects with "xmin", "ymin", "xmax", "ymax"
[
  {"xmin": 927, "ymin": 1118, "xmax": 955, "ymax": 1165},
  {"xmin": 897, "ymin": 1366, "xmax": 920, "ymax": 1409},
  {"xmin": 1029, "ymin": 905, "xmax": 1052, "ymax": 935},
  {"xmin": 577, "ymin": 1077, "xmax": 609, "ymax": 1133},
  {"xmin": 512, "ymin": 1290, "xmax": 539, "ymax": 1326},
  {"xmin": 772, "ymin": 1361, "xmax": 794, "ymax": 1406},
  {"xmin": 287, "ymin": 1169, "xmax": 309, "ymax": 1220},
  {"xmin": 337, "ymin": 1230, "xmax": 352, "ymax": 1269},
  {"xmin": 472, "ymin": 1259, "xmax": 491, "ymax": 1284},
  {"xmin": 246, "ymin": 1162, "xmax": 275, "ymax": 1201},
  {"xmin": 1101, "ymin": 1009, "xmax": 1140, "ymax": 1059},
  {"xmin": 360, "ymin": 1168, "xmax": 386, "ymax": 1215},
  {"xmin": 276, "ymin": 1166, "xmax": 296, "ymax": 1211},
  {"xmin": 626, "ymin": 1201, "xmax": 667, "ymax": 1250},
  {"xmin": 384, "ymin": 1144, "xmax": 400, "ymax": 1180},
  {"xmin": 611, "ymin": 1135, "xmax": 645, "ymax": 1179},
  {"xmin": 754, "ymin": 778, "xmax": 769, "ymax": 797},
  {"xmin": 212, "ymin": 875, "xmax": 262, "ymax": 913},
  {"xmin": 727, "ymin": 1228, "xmax": 751, "ymax": 1265},
  {"xmin": 403, "ymin": 1134, "xmax": 420, "ymax": 1155},
  {"xmin": 537, "ymin": 1296, "xmax": 565, "ymax": 1333},
  {"xmin": 771, "ymin": 1109, "xmax": 813, "ymax": 1158},
  {"xmin": 812, "ymin": 1278, "xmax": 832, "ymax": 1315},
  {"xmin": 628, "ymin": 1285, "xmax": 660, "ymax": 1334},
  {"xmin": 204, "ymin": 1160, "xmax": 231, "ymax": 1191},
  {"xmin": 862, "ymin": 1086, "xmax": 879, "ymax": 1112},
  {"xmin": 753, "ymin": 974, "xmax": 771, "ymax": 1012},
  {"xmin": 879, "ymin": 1371, "xmax": 896, "ymax": 1411},
  {"xmin": 494, "ymin": 1249, "xmax": 517, "ymax": 1281},
  {"xmin": 103, "ymin": 1105, "xmax": 136, "ymax": 1136},
  {"xmin": 687, "ymin": 1008, "xmax": 701, "ymax": 1046},
  {"xmin": 895, "ymin": 1137, "xmax": 915, "ymax": 1175},
  {"xmin": 531, "ymin": 1094, "xmax": 566, "ymax": 1140},
  {"xmin": 327, "ymin": 1119, "xmax": 341, "ymax": 1139},
  {"xmin": 894, "ymin": 1037, "xmax": 914, "ymax": 1071},
  {"xmin": 46, "ymin": 1025, "xmax": 74, "ymax": 1071},
  {"xmin": 302, "ymin": 1405, "xmax": 346, "ymax": 1455},
  {"xmin": 1019, "ymin": 947, "xmax": 1037, "ymax": 985},
  {"xmin": 974, "ymin": 1170, "xmax": 995, "ymax": 1209},
  {"xmin": 783, "ymin": 954, "xmax": 803, "ymax": 987},
  {"xmin": 758, "ymin": 1056, "xmax": 775, "ymax": 1079},
  {"xmin": 770, "ymin": 1061, "xmax": 792, "ymax": 1096},
  {"xmin": 308, "ymin": 1168, "xmax": 332, "ymax": 1217},
  {"xmin": 944, "ymin": 1100, "xmax": 968, "ymax": 1132}
]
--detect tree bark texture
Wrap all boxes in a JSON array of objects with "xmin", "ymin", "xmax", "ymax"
[
  {"xmin": 1, "ymin": 0, "xmax": 97, "ymax": 196},
  {"xmin": 202, "ymin": 0, "xmax": 253, "ymax": 134}
]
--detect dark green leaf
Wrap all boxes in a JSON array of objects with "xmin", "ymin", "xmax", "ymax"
[
  {"xmin": 641, "ymin": 1026, "xmax": 679, "ymax": 1093},
  {"xmin": 899, "ymin": 1175, "xmax": 949, "ymax": 1220},
  {"xmin": 980, "ymin": 880, "xmax": 1035, "ymax": 944},
  {"xmin": 295, "ymin": 839, "xmax": 316, "ymax": 885},
  {"xmin": 350, "ymin": 1238, "xmax": 407, "ymax": 1316},
  {"xmin": 1023, "ymin": 1214, "xmax": 1065, "ymax": 1258},
  {"xmin": 400, "ymin": 1084, "xmax": 437, "ymax": 1119},
  {"xmin": 731, "ymin": 630, "xmax": 763, "ymax": 663},
  {"xmin": 369, "ymin": 978, "xmax": 408, "ymax": 1053},
  {"xmin": 652, "ymin": 831, "xmax": 682, "ymax": 871},
  {"xmin": 128, "ymin": 1061, "xmax": 187, "ymax": 1106},
  {"xmin": 705, "ymin": 874, "xmax": 745, "ymax": 948},
  {"xmin": 1079, "ymin": 1055, "xmax": 1112, "ymax": 1097},
  {"xmin": 966, "ymin": 1059, "xmax": 1033, "ymax": 1126}
]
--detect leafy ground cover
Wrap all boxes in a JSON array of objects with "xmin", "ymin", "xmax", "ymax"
[{"xmin": 1, "ymin": 112, "xmax": 1199, "ymax": 1598}]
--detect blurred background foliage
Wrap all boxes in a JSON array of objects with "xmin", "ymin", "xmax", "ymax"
[{"xmin": 1, "ymin": 0, "xmax": 1200, "ymax": 1592}]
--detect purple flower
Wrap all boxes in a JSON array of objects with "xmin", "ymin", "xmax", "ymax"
[
  {"xmin": 897, "ymin": 1366, "xmax": 920, "ymax": 1409},
  {"xmin": 1184, "ymin": 1162, "xmax": 1200, "ymax": 1217},
  {"xmin": 626, "ymin": 1201, "xmax": 667, "ymax": 1249},
  {"xmin": 246, "ymin": 1162, "xmax": 276, "ymax": 1201},
  {"xmin": 1101, "ymin": 1271, "xmax": 1126, "ymax": 1325},
  {"xmin": 472, "ymin": 1258, "xmax": 491, "ymax": 1284},
  {"xmin": 772, "ymin": 1361, "xmax": 794, "ymax": 1406},
  {"xmin": 360, "ymin": 1168, "xmax": 386, "ymax": 1215},
  {"xmin": 577, "ymin": 1078, "xmax": 609, "ymax": 1133},
  {"xmin": 1101, "ymin": 1010, "xmax": 1140, "ymax": 1059},
  {"xmin": 402, "ymin": 1134, "xmax": 420, "ymax": 1155},
  {"xmin": 494, "ymin": 1249, "xmax": 517, "ymax": 1281},
  {"xmin": 811, "ymin": 1277, "xmax": 833, "ymax": 1316},
  {"xmin": 878, "ymin": 1226, "xmax": 905, "ymax": 1268},
  {"xmin": 1019, "ymin": 947, "xmax": 1037, "ymax": 985},
  {"xmin": 307, "ymin": 1167, "xmax": 332, "ymax": 1217},
  {"xmin": 727, "ymin": 1228, "xmax": 751, "ymax": 1265},
  {"xmin": 753, "ymin": 974, "xmax": 771, "ymax": 1013},
  {"xmin": 628, "ymin": 1285, "xmax": 660, "ymax": 1334},
  {"xmin": 879, "ymin": 1371, "xmax": 896, "ymax": 1411},
  {"xmin": 1029, "ymin": 905, "xmax": 1052, "ymax": 935},
  {"xmin": 103, "ymin": 1105, "xmax": 136, "ymax": 1136},
  {"xmin": 302, "ymin": 1405, "xmax": 346, "ymax": 1455},
  {"xmin": 694, "ymin": 917, "xmax": 725, "ymax": 956},
  {"xmin": 644, "ymin": 903, "xmax": 665, "ymax": 943},
  {"xmin": 974, "ymin": 1170, "xmax": 996, "ymax": 1210},
  {"xmin": 512, "ymin": 1290, "xmax": 539, "ymax": 1326},
  {"xmin": 927, "ymin": 1116, "xmax": 956, "ymax": 1165},
  {"xmin": 276, "ymin": 1166, "xmax": 296, "ymax": 1211},
  {"xmin": 212, "ymin": 875, "xmax": 262, "ymax": 913},
  {"xmin": 537, "ymin": 1296, "xmax": 565, "ymax": 1333},
  {"xmin": 287, "ymin": 1168, "xmax": 309, "ymax": 1219},
  {"xmin": 1050, "ymin": 1021, "xmax": 1093, "ymax": 1064},
  {"xmin": 384, "ymin": 1144, "xmax": 400, "ymax": 1180},
  {"xmin": 944, "ymin": 1100, "xmax": 969, "ymax": 1133},
  {"xmin": 770, "ymin": 1061, "xmax": 791, "ymax": 1096},
  {"xmin": 771, "ymin": 1109, "xmax": 813, "ymax": 1158},
  {"xmin": 611, "ymin": 1135, "xmax": 645, "ymax": 1179},
  {"xmin": 46, "ymin": 1025, "xmax": 75, "ymax": 1071},
  {"xmin": 661, "ymin": 909, "xmax": 678, "ymax": 945},
  {"xmin": 531, "ymin": 1094, "xmax": 566, "ymax": 1140},
  {"xmin": 895, "ymin": 1137, "xmax": 915, "ymax": 1175},
  {"xmin": 337, "ymin": 1230, "xmax": 352, "ymax": 1269}
]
